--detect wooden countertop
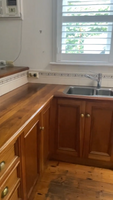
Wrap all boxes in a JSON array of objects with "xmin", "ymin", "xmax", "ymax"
[
  {"xmin": 1, "ymin": 83, "xmax": 113, "ymax": 151},
  {"xmin": 0, "ymin": 66, "xmax": 29, "ymax": 78},
  {"xmin": 0, "ymin": 83, "xmax": 64, "ymax": 151}
]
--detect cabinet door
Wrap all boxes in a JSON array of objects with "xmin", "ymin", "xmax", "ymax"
[
  {"xmin": 83, "ymin": 101, "xmax": 113, "ymax": 162},
  {"xmin": 41, "ymin": 103, "xmax": 51, "ymax": 171},
  {"xmin": 55, "ymin": 98, "xmax": 85, "ymax": 161},
  {"xmin": 24, "ymin": 120, "xmax": 39, "ymax": 199}
]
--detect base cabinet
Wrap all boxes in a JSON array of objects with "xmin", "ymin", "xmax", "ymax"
[
  {"xmin": 40, "ymin": 102, "xmax": 51, "ymax": 171},
  {"xmin": 18, "ymin": 102, "xmax": 51, "ymax": 200},
  {"xmin": 56, "ymin": 99, "xmax": 85, "ymax": 159},
  {"xmin": 51, "ymin": 98, "xmax": 113, "ymax": 168},
  {"xmin": 83, "ymin": 101, "xmax": 113, "ymax": 163},
  {"xmin": 24, "ymin": 120, "xmax": 40, "ymax": 199}
]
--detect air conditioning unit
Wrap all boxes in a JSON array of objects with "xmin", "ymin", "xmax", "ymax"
[{"xmin": 0, "ymin": 0, "xmax": 23, "ymax": 19}]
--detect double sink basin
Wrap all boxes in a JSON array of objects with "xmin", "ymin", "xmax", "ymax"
[{"xmin": 64, "ymin": 86, "xmax": 113, "ymax": 97}]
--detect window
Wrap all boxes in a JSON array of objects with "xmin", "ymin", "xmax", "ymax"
[{"xmin": 56, "ymin": 0, "xmax": 113, "ymax": 64}]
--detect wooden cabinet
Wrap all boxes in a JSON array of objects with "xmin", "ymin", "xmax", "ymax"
[
  {"xmin": 1, "ymin": 167, "xmax": 20, "ymax": 200},
  {"xmin": 57, "ymin": 99, "xmax": 85, "ymax": 158},
  {"xmin": 0, "ymin": 143, "xmax": 20, "ymax": 200},
  {"xmin": 18, "ymin": 102, "xmax": 51, "ymax": 200},
  {"xmin": 19, "ymin": 117, "xmax": 40, "ymax": 200},
  {"xmin": 24, "ymin": 120, "xmax": 40, "ymax": 199},
  {"xmin": 83, "ymin": 101, "xmax": 113, "ymax": 163},
  {"xmin": 40, "ymin": 102, "xmax": 51, "ymax": 171},
  {"xmin": 51, "ymin": 98, "xmax": 113, "ymax": 168},
  {"xmin": 0, "ymin": 145, "xmax": 18, "ymax": 179}
]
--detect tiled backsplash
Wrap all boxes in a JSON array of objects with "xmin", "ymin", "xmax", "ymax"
[
  {"xmin": 39, "ymin": 72, "xmax": 113, "ymax": 79},
  {"xmin": 0, "ymin": 71, "xmax": 28, "ymax": 96},
  {"xmin": 28, "ymin": 70, "xmax": 113, "ymax": 88},
  {"xmin": 1, "ymin": 69, "xmax": 113, "ymax": 96}
]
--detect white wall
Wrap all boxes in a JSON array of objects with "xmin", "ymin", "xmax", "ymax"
[
  {"xmin": 0, "ymin": 0, "xmax": 52, "ymax": 70},
  {"xmin": 0, "ymin": 0, "xmax": 113, "ymax": 77}
]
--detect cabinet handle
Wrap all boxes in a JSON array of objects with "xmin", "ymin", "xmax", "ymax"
[
  {"xmin": 0, "ymin": 161, "xmax": 5, "ymax": 172},
  {"xmin": 1, "ymin": 187, "xmax": 8, "ymax": 198},
  {"xmin": 86, "ymin": 114, "xmax": 90, "ymax": 118},
  {"xmin": 40, "ymin": 127, "xmax": 44, "ymax": 130},
  {"xmin": 81, "ymin": 114, "xmax": 84, "ymax": 118}
]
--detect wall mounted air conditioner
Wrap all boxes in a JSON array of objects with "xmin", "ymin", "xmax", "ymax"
[{"xmin": 0, "ymin": 0, "xmax": 23, "ymax": 19}]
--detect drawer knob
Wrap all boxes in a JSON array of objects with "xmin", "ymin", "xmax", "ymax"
[
  {"xmin": 86, "ymin": 114, "xmax": 90, "ymax": 118},
  {"xmin": 40, "ymin": 127, "xmax": 44, "ymax": 130},
  {"xmin": 1, "ymin": 187, "xmax": 8, "ymax": 198},
  {"xmin": 81, "ymin": 114, "xmax": 84, "ymax": 118},
  {"xmin": 0, "ymin": 161, "xmax": 5, "ymax": 172}
]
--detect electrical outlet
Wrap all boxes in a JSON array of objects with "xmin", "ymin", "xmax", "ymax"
[
  {"xmin": 28, "ymin": 72, "xmax": 39, "ymax": 79},
  {"xmin": 0, "ymin": 60, "xmax": 6, "ymax": 66},
  {"xmin": 6, "ymin": 61, "xmax": 14, "ymax": 66}
]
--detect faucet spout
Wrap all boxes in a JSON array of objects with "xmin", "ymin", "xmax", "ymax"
[{"xmin": 85, "ymin": 73, "xmax": 102, "ymax": 89}]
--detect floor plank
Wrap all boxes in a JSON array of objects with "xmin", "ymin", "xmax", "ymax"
[{"xmin": 34, "ymin": 161, "xmax": 113, "ymax": 200}]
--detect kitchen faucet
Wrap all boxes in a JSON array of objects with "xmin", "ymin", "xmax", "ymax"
[{"xmin": 85, "ymin": 73, "xmax": 102, "ymax": 89}]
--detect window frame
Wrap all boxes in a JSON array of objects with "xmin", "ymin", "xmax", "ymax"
[{"xmin": 52, "ymin": 0, "xmax": 113, "ymax": 65}]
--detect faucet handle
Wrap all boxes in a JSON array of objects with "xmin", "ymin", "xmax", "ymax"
[
  {"xmin": 88, "ymin": 71, "xmax": 102, "ymax": 78},
  {"xmin": 98, "ymin": 73, "xmax": 102, "ymax": 78}
]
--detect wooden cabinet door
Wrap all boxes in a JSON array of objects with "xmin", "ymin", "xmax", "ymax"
[
  {"xmin": 24, "ymin": 120, "xmax": 40, "ymax": 200},
  {"xmin": 55, "ymin": 98, "xmax": 85, "ymax": 161},
  {"xmin": 40, "ymin": 102, "xmax": 51, "ymax": 171},
  {"xmin": 83, "ymin": 101, "xmax": 113, "ymax": 162}
]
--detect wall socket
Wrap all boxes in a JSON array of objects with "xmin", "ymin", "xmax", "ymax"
[
  {"xmin": 28, "ymin": 72, "xmax": 39, "ymax": 79},
  {"xmin": 0, "ymin": 60, "xmax": 6, "ymax": 66},
  {"xmin": 6, "ymin": 61, "xmax": 14, "ymax": 66}
]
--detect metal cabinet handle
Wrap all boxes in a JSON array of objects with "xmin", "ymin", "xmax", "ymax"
[
  {"xmin": 0, "ymin": 161, "xmax": 5, "ymax": 172},
  {"xmin": 1, "ymin": 187, "xmax": 8, "ymax": 198},
  {"xmin": 86, "ymin": 114, "xmax": 90, "ymax": 118},
  {"xmin": 40, "ymin": 127, "xmax": 44, "ymax": 130},
  {"xmin": 81, "ymin": 114, "xmax": 84, "ymax": 118}
]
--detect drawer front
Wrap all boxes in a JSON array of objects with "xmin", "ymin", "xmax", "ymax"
[
  {"xmin": 9, "ymin": 188, "xmax": 19, "ymax": 200},
  {"xmin": 1, "ymin": 168, "xmax": 20, "ymax": 200},
  {"xmin": 0, "ymin": 145, "xmax": 17, "ymax": 177}
]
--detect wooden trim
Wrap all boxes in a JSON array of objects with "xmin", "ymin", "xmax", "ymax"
[
  {"xmin": 89, "ymin": 153, "xmax": 110, "ymax": 162},
  {"xmin": 24, "ymin": 121, "xmax": 39, "ymax": 138},
  {"xmin": 17, "ymin": 133, "xmax": 27, "ymax": 200},
  {"xmin": 1, "ymin": 159, "xmax": 20, "ymax": 187},
  {"xmin": 3, "ymin": 179, "xmax": 20, "ymax": 200},
  {"xmin": 1, "ymin": 156, "xmax": 19, "ymax": 182}
]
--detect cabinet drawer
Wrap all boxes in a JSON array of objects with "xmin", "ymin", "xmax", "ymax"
[
  {"xmin": 8, "ymin": 187, "xmax": 19, "ymax": 200},
  {"xmin": 1, "ymin": 167, "xmax": 20, "ymax": 200},
  {"xmin": 0, "ymin": 145, "xmax": 18, "ymax": 178}
]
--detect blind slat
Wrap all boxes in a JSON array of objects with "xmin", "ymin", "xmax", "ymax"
[
  {"xmin": 62, "ymin": 43, "xmax": 111, "ymax": 45},
  {"xmin": 63, "ymin": 4, "xmax": 113, "ymax": 6},
  {"xmin": 59, "ymin": 1, "xmax": 113, "ymax": 56}
]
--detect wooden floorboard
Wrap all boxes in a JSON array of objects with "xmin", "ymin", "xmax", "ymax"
[{"xmin": 34, "ymin": 161, "xmax": 113, "ymax": 200}]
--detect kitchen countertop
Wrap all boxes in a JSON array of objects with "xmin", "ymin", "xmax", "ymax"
[
  {"xmin": 0, "ymin": 66, "xmax": 29, "ymax": 78},
  {"xmin": 0, "ymin": 83, "xmax": 64, "ymax": 151},
  {"xmin": 1, "ymin": 83, "xmax": 113, "ymax": 151}
]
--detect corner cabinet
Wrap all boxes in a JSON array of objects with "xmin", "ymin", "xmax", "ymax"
[{"xmin": 50, "ymin": 98, "xmax": 113, "ymax": 169}]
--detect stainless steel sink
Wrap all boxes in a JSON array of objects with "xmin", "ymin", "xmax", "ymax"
[
  {"xmin": 66, "ymin": 87, "xmax": 95, "ymax": 95},
  {"xmin": 96, "ymin": 89, "xmax": 113, "ymax": 96},
  {"xmin": 64, "ymin": 86, "xmax": 113, "ymax": 97}
]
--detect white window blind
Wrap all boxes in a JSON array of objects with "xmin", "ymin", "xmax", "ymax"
[{"xmin": 56, "ymin": 0, "xmax": 113, "ymax": 64}]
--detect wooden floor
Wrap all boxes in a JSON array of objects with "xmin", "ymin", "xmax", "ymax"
[{"xmin": 34, "ymin": 161, "xmax": 113, "ymax": 200}]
